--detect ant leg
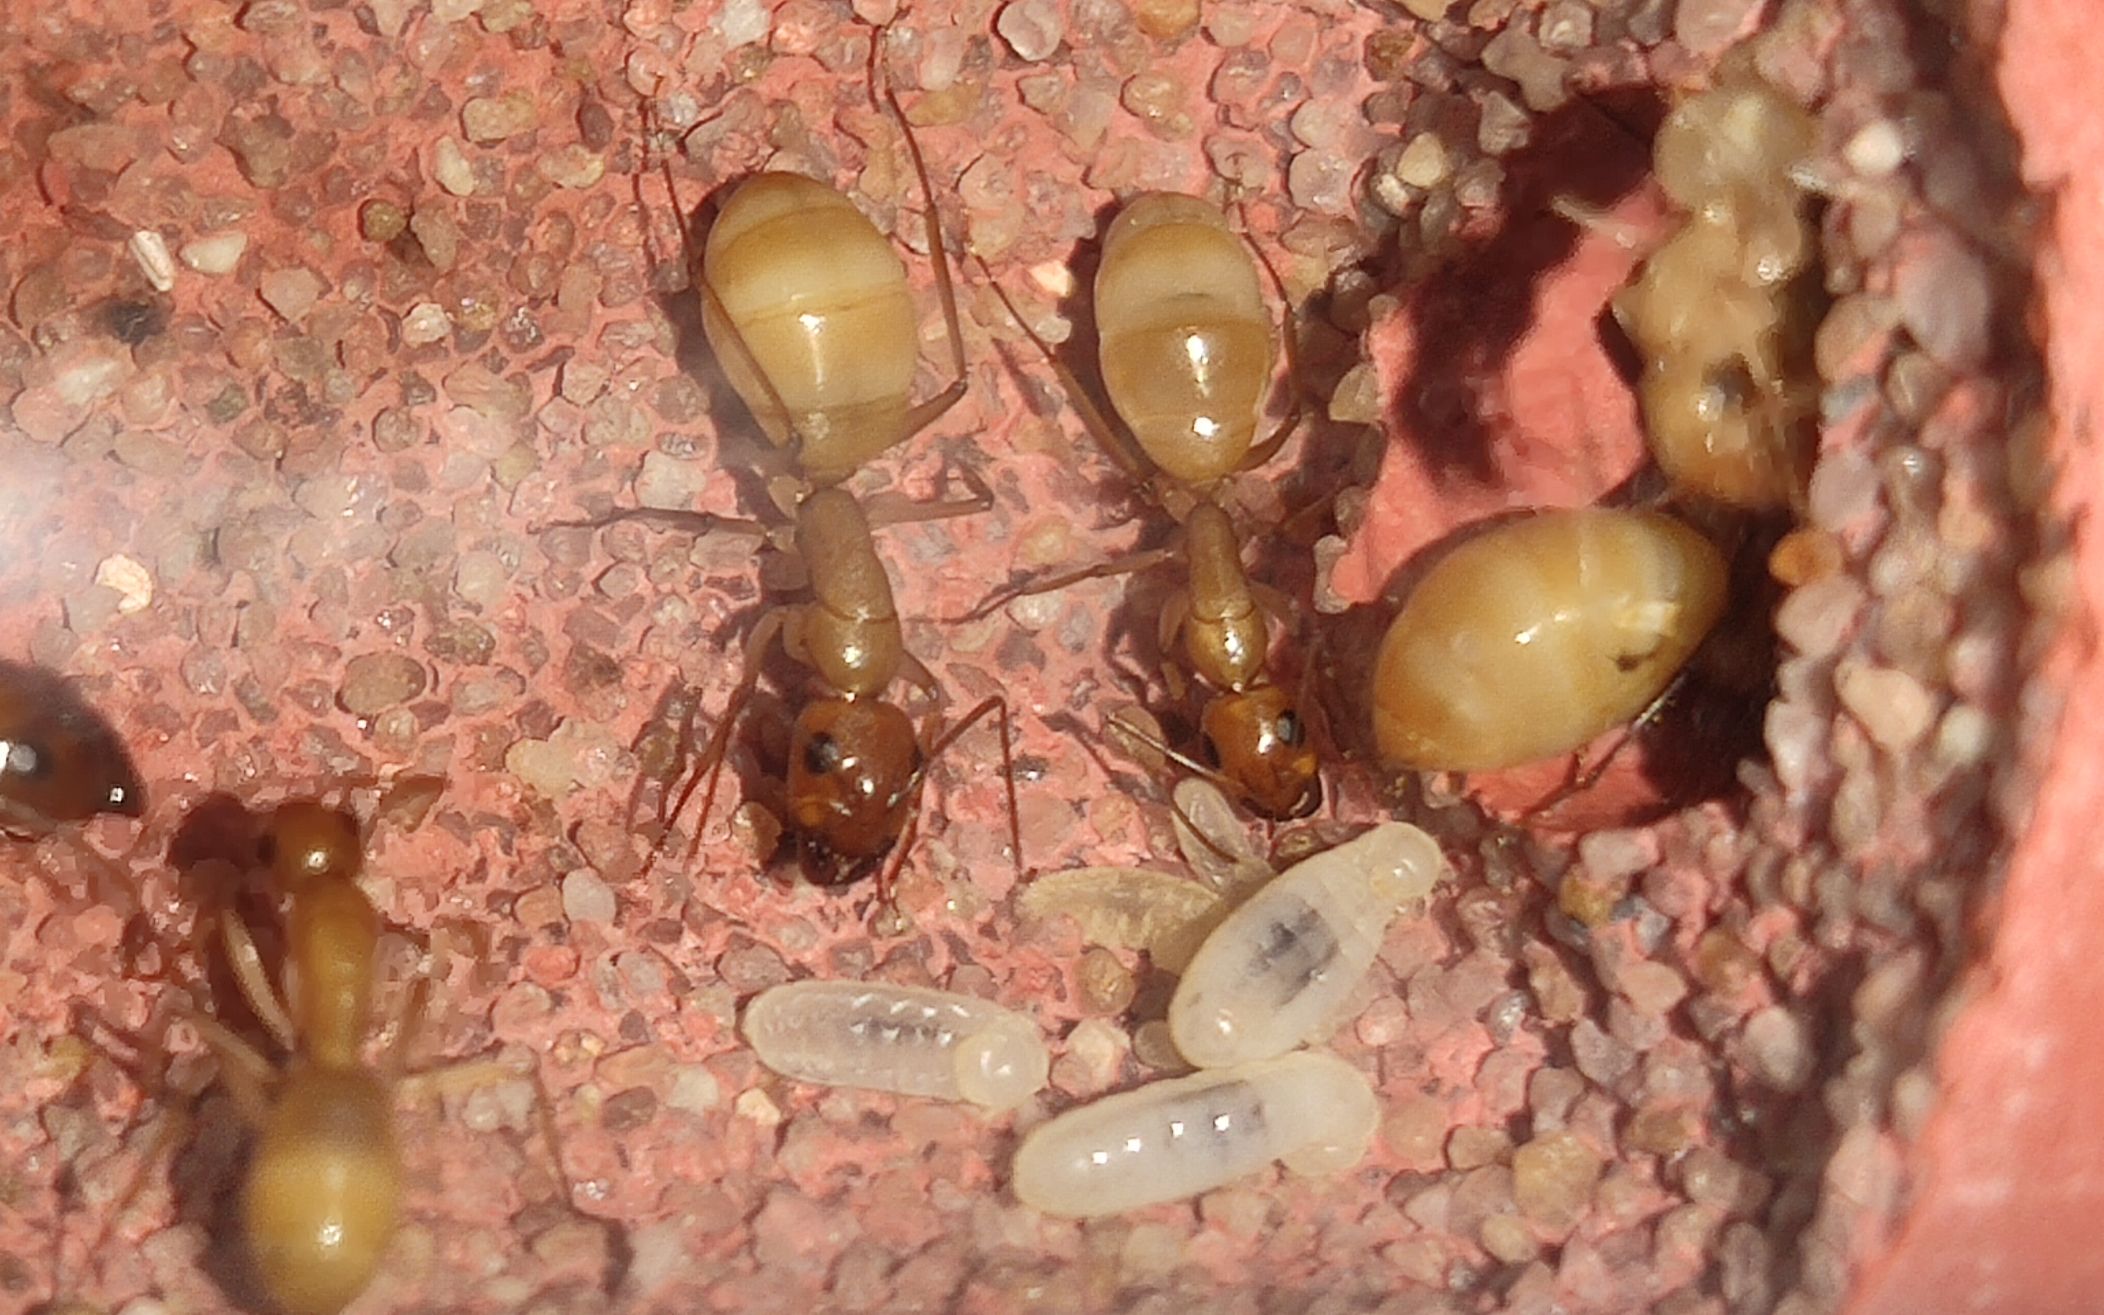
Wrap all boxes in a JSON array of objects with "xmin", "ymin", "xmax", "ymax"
[
  {"xmin": 646, "ymin": 609, "xmax": 786, "ymax": 875},
  {"xmin": 1154, "ymin": 588, "xmax": 1193, "ymax": 704},
  {"xmin": 1236, "ymin": 222, "xmax": 1306, "ymax": 474},
  {"xmin": 885, "ymin": 87, "xmax": 970, "ymax": 446},
  {"xmin": 627, "ymin": 680, "xmax": 703, "ymax": 841},
  {"xmin": 217, "ymin": 912, "xmax": 298, "ymax": 1054},
  {"xmin": 545, "ymin": 506, "xmax": 773, "ymax": 539},
  {"xmin": 396, "ymin": 1051, "xmax": 574, "ymax": 1214},
  {"xmin": 973, "ymin": 255, "xmax": 1161, "ymax": 491},
  {"xmin": 860, "ymin": 464, "xmax": 995, "ymax": 528},
  {"xmin": 1518, "ymin": 670, "xmax": 1689, "ymax": 823},
  {"xmin": 383, "ymin": 975, "xmax": 432, "ymax": 1077},
  {"xmin": 1549, "ymin": 195, "xmax": 1653, "ymax": 249},
  {"xmin": 896, "ymin": 652, "xmax": 946, "ymax": 709},
  {"xmin": 186, "ymin": 1012, "xmax": 280, "ymax": 1128},
  {"xmin": 876, "ymin": 696, "xmax": 1022, "ymax": 909},
  {"xmin": 1098, "ymin": 707, "xmax": 1246, "ymax": 805},
  {"xmin": 951, "ymin": 545, "xmax": 1178, "ymax": 623}
]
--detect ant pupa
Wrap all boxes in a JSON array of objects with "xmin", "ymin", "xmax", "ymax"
[
  {"xmin": 742, "ymin": 980, "xmax": 1048, "ymax": 1110},
  {"xmin": 1168, "ymin": 821, "xmax": 1449, "ymax": 1069},
  {"xmin": 1010, "ymin": 1050, "xmax": 1378, "ymax": 1219}
]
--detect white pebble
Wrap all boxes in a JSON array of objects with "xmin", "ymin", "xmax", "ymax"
[
  {"xmin": 93, "ymin": 554, "xmax": 154, "ymax": 615},
  {"xmin": 561, "ymin": 869, "xmax": 618, "ymax": 924},
  {"xmin": 668, "ymin": 1064, "xmax": 722, "ymax": 1114},
  {"xmin": 635, "ymin": 451, "xmax": 708, "ymax": 512},
  {"xmin": 1739, "ymin": 1006, "xmax": 1813, "ymax": 1092},
  {"xmin": 259, "ymin": 267, "xmax": 323, "ymax": 323},
  {"xmin": 996, "ymin": 0, "xmax": 1064, "ymax": 61},
  {"xmin": 1169, "ymin": 823, "xmax": 1448, "ymax": 1069},
  {"xmin": 714, "ymin": 0, "xmax": 769, "ymax": 47},
  {"xmin": 128, "ymin": 229, "xmax": 176, "ymax": 292},
  {"xmin": 1843, "ymin": 120, "xmax": 1906, "ymax": 178},
  {"xmin": 179, "ymin": 231, "xmax": 248, "ymax": 276},
  {"xmin": 1835, "ymin": 660, "xmax": 1936, "ymax": 752},
  {"xmin": 402, "ymin": 302, "xmax": 451, "ymax": 346},
  {"xmin": 1011, "ymin": 1051, "xmax": 1378, "ymax": 1218},
  {"xmin": 433, "ymin": 137, "xmax": 476, "ymax": 196},
  {"xmin": 743, "ymin": 981, "xmax": 1048, "ymax": 1110},
  {"xmin": 1394, "ymin": 133, "xmax": 1451, "ymax": 189}
]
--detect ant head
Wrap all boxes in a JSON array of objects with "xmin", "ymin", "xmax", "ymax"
[
  {"xmin": 265, "ymin": 801, "xmax": 364, "ymax": 889},
  {"xmin": 0, "ymin": 690, "xmax": 145, "ymax": 833},
  {"xmin": 786, "ymin": 698, "xmax": 921, "ymax": 888},
  {"xmin": 1200, "ymin": 685, "xmax": 1321, "ymax": 822}
]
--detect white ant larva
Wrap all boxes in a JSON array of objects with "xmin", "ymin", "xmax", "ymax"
[
  {"xmin": 1168, "ymin": 822, "xmax": 1448, "ymax": 1069},
  {"xmin": 742, "ymin": 981, "xmax": 1049, "ymax": 1110},
  {"xmin": 1010, "ymin": 1050, "xmax": 1378, "ymax": 1219}
]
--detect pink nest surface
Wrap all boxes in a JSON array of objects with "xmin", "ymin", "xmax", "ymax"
[{"xmin": 0, "ymin": 1, "xmax": 2094, "ymax": 1314}]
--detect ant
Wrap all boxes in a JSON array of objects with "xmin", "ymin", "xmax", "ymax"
[
  {"xmin": 963, "ymin": 195, "xmax": 1322, "ymax": 822},
  {"xmin": 560, "ymin": 36, "xmax": 1021, "ymax": 905}
]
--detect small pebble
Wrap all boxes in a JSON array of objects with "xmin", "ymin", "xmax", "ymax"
[
  {"xmin": 433, "ymin": 138, "xmax": 476, "ymax": 196},
  {"xmin": 538, "ymin": 145, "xmax": 606, "ymax": 190},
  {"xmin": 259, "ymin": 268, "xmax": 323, "ymax": 323},
  {"xmin": 668, "ymin": 1065, "xmax": 722, "ymax": 1114},
  {"xmin": 1128, "ymin": 0, "xmax": 1199, "ymax": 39},
  {"xmin": 403, "ymin": 302, "xmax": 452, "ymax": 346},
  {"xmin": 361, "ymin": 200, "xmax": 407, "ymax": 242},
  {"xmin": 562, "ymin": 870, "xmax": 618, "ymax": 924},
  {"xmin": 180, "ymin": 231, "xmax": 248, "ymax": 275},
  {"xmin": 1075, "ymin": 946, "xmax": 1136, "ymax": 1015},
  {"xmin": 996, "ymin": 0, "xmax": 1064, "ymax": 61},
  {"xmin": 338, "ymin": 652, "xmax": 427, "ymax": 717},
  {"xmin": 635, "ymin": 451, "xmax": 708, "ymax": 511},
  {"xmin": 1737, "ymin": 1006, "xmax": 1813, "ymax": 1092},
  {"xmin": 1844, "ymin": 120, "xmax": 1907, "ymax": 178},
  {"xmin": 463, "ymin": 92, "xmax": 536, "ymax": 143},
  {"xmin": 1512, "ymin": 1131, "xmax": 1604, "ymax": 1231},
  {"xmin": 128, "ymin": 230, "xmax": 176, "ymax": 292},
  {"xmin": 1394, "ymin": 132, "xmax": 1450, "ymax": 189},
  {"xmin": 715, "ymin": 0, "xmax": 769, "ymax": 46},
  {"xmin": 1835, "ymin": 661, "xmax": 1936, "ymax": 752}
]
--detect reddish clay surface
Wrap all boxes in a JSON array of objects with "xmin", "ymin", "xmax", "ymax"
[{"xmin": 1843, "ymin": 2, "xmax": 2104, "ymax": 1311}]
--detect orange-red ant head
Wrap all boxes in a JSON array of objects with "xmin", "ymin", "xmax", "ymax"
[
  {"xmin": 786, "ymin": 698, "xmax": 922, "ymax": 887},
  {"xmin": 0, "ymin": 663, "xmax": 145, "ymax": 833},
  {"xmin": 1200, "ymin": 685, "xmax": 1321, "ymax": 822},
  {"xmin": 265, "ymin": 802, "xmax": 364, "ymax": 889}
]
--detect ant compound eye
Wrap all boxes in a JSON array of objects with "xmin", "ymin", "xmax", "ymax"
[
  {"xmin": 804, "ymin": 732, "xmax": 842, "ymax": 776},
  {"xmin": 1274, "ymin": 710, "xmax": 1304, "ymax": 747}
]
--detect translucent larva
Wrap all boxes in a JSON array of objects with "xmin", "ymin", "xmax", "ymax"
[
  {"xmin": 1010, "ymin": 1051, "xmax": 1378, "ymax": 1219},
  {"xmin": 1169, "ymin": 823, "xmax": 1448, "ymax": 1068},
  {"xmin": 742, "ymin": 981, "xmax": 1049, "ymax": 1110}
]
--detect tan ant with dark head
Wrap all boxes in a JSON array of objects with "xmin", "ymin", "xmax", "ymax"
[
  {"xmin": 565, "ymin": 54, "xmax": 1020, "ymax": 901},
  {"xmin": 965, "ymin": 193, "xmax": 1321, "ymax": 822}
]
